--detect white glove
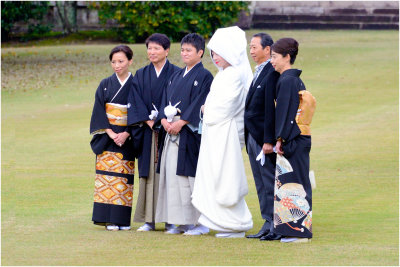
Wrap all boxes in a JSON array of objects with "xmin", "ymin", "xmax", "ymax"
[
  {"xmin": 148, "ymin": 104, "xmax": 159, "ymax": 120},
  {"xmin": 164, "ymin": 101, "xmax": 180, "ymax": 122},
  {"xmin": 256, "ymin": 150, "xmax": 265, "ymax": 166}
]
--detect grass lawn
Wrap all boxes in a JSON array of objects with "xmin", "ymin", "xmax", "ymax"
[{"xmin": 1, "ymin": 29, "xmax": 398, "ymax": 265}]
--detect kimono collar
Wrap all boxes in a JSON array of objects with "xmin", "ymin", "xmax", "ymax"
[
  {"xmin": 154, "ymin": 59, "xmax": 168, "ymax": 77},
  {"xmin": 116, "ymin": 72, "xmax": 132, "ymax": 87},
  {"xmin": 281, "ymin": 69, "xmax": 302, "ymax": 78},
  {"xmin": 183, "ymin": 61, "xmax": 201, "ymax": 77}
]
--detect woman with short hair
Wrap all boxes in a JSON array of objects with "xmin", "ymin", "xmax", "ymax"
[
  {"xmin": 89, "ymin": 45, "xmax": 136, "ymax": 231},
  {"xmin": 270, "ymin": 38, "xmax": 315, "ymax": 243}
]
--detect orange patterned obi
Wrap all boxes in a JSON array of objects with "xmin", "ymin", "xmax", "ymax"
[
  {"xmin": 94, "ymin": 151, "xmax": 135, "ymax": 207},
  {"xmin": 295, "ymin": 91, "xmax": 316, "ymax": 136},
  {"xmin": 105, "ymin": 103, "xmax": 127, "ymax": 126}
]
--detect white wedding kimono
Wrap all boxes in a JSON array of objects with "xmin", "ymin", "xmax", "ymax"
[{"xmin": 192, "ymin": 26, "xmax": 254, "ymax": 233}]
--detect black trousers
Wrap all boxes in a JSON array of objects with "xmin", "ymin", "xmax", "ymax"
[{"xmin": 247, "ymin": 134, "xmax": 276, "ymax": 231}]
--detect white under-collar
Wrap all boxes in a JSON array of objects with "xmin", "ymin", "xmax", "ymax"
[
  {"xmin": 154, "ymin": 59, "xmax": 167, "ymax": 78},
  {"xmin": 116, "ymin": 72, "xmax": 132, "ymax": 87},
  {"xmin": 183, "ymin": 62, "xmax": 200, "ymax": 77}
]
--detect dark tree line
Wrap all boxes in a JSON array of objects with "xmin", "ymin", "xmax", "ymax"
[
  {"xmin": 1, "ymin": 1, "xmax": 50, "ymax": 40},
  {"xmin": 93, "ymin": 1, "xmax": 249, "ymax": 42},
  {"xmin": 1, "ymin": 1, "xmax": 249, "ymax": 42},
  {"xmin": 1, "ymin": 1, "xmax": 79, "ymax": 41}
]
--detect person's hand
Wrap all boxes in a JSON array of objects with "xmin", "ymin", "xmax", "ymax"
[
  {"xmin": 146, "ymin": 120, "xmax": 155, "ymax": 129},
  {"xmin": 262, "ymin": 143, "xmax": 274, "ymax": 154},
  {"xmin": 201, "ymin": 105, "xmax": 205, "ymax": 113},
  {"xmin": 113, "ymin": 132, "xmax": 130, "ymax": 147},
  {"xmin": 161, "ymin": 118, "xmax": 171, "ymax": 133},
  {"xmin": 105, "ymin": 129, "xmax": 117, "ymax": 140},
  {"xmin": 276, "ymin": 140, "xmax": 284, "ymax": 155},
  {"xmin": 169, "ymin": 120, "xmax": 187, "ymax": 135}
]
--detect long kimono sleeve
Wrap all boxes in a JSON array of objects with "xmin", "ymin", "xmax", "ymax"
[
  {"xmin": 275, "ymin": 76, "xmax": 300, "ymax": 142},
  {"xmin": 154, "ymin": 81, "xmax": 169, "ymax": 127},
  {"xmin": 90, "ymin": 80, "xmax": 110, "ymax": 135},
  {"xmin": 203, "ymin": 68, "xmax": 243, "ymax": 126},
  {"xmin": 180, "ymin": 71, "xmax": 213, "ymax": 126},
  {"xmin": 127, "ymin": 72, "xmax": 150, "ymax": 125},
  {"xmin": 89, "ymin": 80, "xmax": 112, "ymax": 155}
]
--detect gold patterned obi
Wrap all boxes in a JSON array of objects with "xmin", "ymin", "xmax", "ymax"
[
  {"xmin": 295, "ymin": 90, "xmax": 316, "ymax": 136},
  {"xmin": 106, "ymin": 103, "xmax": 127, "ymax": 126}
]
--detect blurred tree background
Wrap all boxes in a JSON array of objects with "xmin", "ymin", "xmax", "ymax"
[
  {"xmin": 1, "ymin": 1, "xmax": 51, "ymax": 41},
  {"xmin": 55, "ymin": 1, "xmax": 79, "ymax": 34},
  {"xmin": 93, "ymin": 1, "xmax": 249, "ymax": 42},
  {"xmin": 1, "ymin": 1, "xmax": 249, "ymax": 43}
]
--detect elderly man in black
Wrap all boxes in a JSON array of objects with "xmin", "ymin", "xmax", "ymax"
[{"xmin": 244, "ymin": 33, "xmax": 281, "ymax": 241}]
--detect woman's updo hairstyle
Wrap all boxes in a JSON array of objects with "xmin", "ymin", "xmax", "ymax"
[
  {"xmin": 271, "ymin": 38, "xmax": 299, "ymax": 65},
  {"xmin": 109, "ymin": 45, "xmax": 133, "ymax": 61}
]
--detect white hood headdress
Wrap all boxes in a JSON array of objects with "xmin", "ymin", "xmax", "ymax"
[{"xmin": 207, "ymin": 26, "xmax": 253, "ymax": 90}]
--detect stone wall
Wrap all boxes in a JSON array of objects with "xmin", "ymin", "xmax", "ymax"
[
  {"xmin": 247, "ymin": 1, "xmax": 399, "ymax": 30},
  {"xmin": 47, "ymin": 1, "xmax": 101, "ymax": 31},
  {"xmin": 11, "ymin": 1, "xmax": 400, "ymax": 34}
]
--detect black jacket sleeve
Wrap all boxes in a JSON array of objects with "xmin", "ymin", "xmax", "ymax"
[{"xmin": 263, "ymin": 71, "xmax": 279, "ymax": 144}]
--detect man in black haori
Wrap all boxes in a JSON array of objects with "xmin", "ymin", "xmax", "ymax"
[
  {"xmin": 127, "ymin": 33, "xmax": 179, "ymax": 232},
  {"xmin": 154, "ymin": 33, "xmax": 213, "ymax": 235}
]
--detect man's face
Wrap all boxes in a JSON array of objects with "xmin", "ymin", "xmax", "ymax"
[
  {"xmin": 181, "ymin": 43, "xmax": 203, "ymax": 68},
  {"xmin": 250, "ymin": 37, "xmax": 270, "ymax": 65},
  {"xmin": 147, "ymin": 42, "xmax": 169, "ymax": 65}
]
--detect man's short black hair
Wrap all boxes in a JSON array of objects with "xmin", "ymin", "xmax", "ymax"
[
  {"xmin": 145, "ymin": 33, "xmax": 171, "ymax": 50},
  {"xmin": 252, "ymin": 33, "xmax": 274, "ymax": 49},
  {"xmin": 181, "ymin": 33, "xmax": 205, "ymax": 58}
]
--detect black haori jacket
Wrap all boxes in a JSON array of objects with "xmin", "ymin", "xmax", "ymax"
[
  {"xmin": 127, "ymin": 60, "xmax": 180, "ymax": 178},
  {"xmin": 155, "ymin": 62, "xmax": 213, "ymax": 177}
]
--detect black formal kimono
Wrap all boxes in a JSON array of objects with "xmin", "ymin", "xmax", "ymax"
[
  {"xmin": 155, "ymin": 62, "xmax": 213, "ymax": 177},
  {"xmin": 127, "ymin": 60, "xmax": 179, "ymax": 223},
  {"xmin": 127, "ymin": 60, "xmax": 179, "ymax": 178},
  {"xmin": 154, "ymin": 62, "xmax": 213, "ymax": 225},
  {"xmin": 90, "ymin": 73, "xmax": 136, "ymax": 227},
  {"xmin": 273, "ymin": 69, "xmax": 313, "ymax": 239}
]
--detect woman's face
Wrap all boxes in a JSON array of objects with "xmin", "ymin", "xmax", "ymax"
[
  {"xmin": 271, "ymin": 51, "xmax": 290, "ymax": 74},
  {"xmin": 147, "ymin": 42, "xmax": 169, "ymax": 65},
  {"xmin": 212, "ymin": 52, "xmax": 231, "ymax": 70},
  {"xmin": 111, "ymin": 51, "xmax": 132, "ymax": 77}
]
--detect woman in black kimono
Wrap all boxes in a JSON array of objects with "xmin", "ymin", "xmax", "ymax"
[
  {"xmin": 270, "ymin": 38, "xmax": 315, "ymax": 242},
  {"xmin": 89, "ymin": 45, "xmax": 136, "ymax": 231}
]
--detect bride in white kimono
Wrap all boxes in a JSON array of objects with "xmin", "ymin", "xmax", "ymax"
[{"xmin": 191, "ymin": 26, "xmax": 254, "ymax": 238}]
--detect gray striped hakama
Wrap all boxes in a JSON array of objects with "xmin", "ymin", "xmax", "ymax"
[
  {"xmin": 133, "ymin": 131, "xmax": 159, "ymax": 223},
  {"xmin": 155, "ymin": 131, "xmax": 200, "ymax": 225}
]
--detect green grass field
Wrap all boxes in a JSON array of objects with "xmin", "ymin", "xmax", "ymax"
[{"xmin": 2, "ymin": 30, "xmax": 399, "ymax": 265}]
